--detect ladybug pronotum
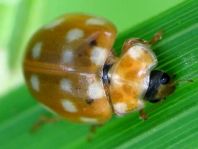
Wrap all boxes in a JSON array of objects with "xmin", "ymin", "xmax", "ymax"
[{"xmin": 23, "ymin": 14, "xmax": 176, "ymax": 125}]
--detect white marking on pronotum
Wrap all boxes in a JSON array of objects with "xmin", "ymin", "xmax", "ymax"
[
  {"xmin": 61, "ymin": 99, "xmax": 77, "ymax": 113},
  {"xmin": 137, "ymin": 99, "xmax": 145, "ymax": 110},
  {"xmin": 90, "ymin": 46, "xmax": 107, "ymax": 66},
  {"xmin": 62, "ymin": 49, "xmax": 73, "ymax": 64},
  {"xmin": 32, "ymin": 42, "xmax": 42, "ymax": 59},
  {"xmin": 86, "ymin": 17, "xmax": 106, "ymax": 26},
  {"xmin": 66, "ymin": 28, "xmax": 84, "ymax": 42},
  {"xmin": 111, "ymin": 74, "xmax": 124, "ymax": 86},
  {"xmin": 30, "ymin": 74, "xmax": 40, "ymax": 92},
  {"xmin": 113, "ymin": 102, "xmax": 127, "ymax": 115},
  {"xmin": 80, "ymin": 117, "xmax": 98, "ymax": 124},
  {"xmin": 128, "ymin": 45, "xmax": 144, "ymax": 59},
  {"xmin": 138, "ymin": 69, "xmax": 147, "ymax": 77},
  {"xmin": 60, "ymin": 79, "xmax": 72, "ymax": 92},
  {"xmin": 87, "ymin": 82, "xmax": 104, "ymax": 99}
]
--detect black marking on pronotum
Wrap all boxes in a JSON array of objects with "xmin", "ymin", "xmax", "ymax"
[{"xmin": 102, "ymin": 64, "xmax": 112, "ymax": 84}]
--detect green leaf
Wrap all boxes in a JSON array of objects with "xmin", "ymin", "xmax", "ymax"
[
  {"xmin": 7, "ymin": 0, "xmax": 44, "ymax": 71},
  {"xmin": 0, "ymin": 0, "xmax": 198, "ymax": 149}
]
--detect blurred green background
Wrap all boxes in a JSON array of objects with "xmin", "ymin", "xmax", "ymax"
[
  {"xmin": 0, "ymin": 0, "xmax": 184, "ymax": 95},
  {"xmin": 1, "ymin": 0, "xmax": 198, "ymax": 149}
]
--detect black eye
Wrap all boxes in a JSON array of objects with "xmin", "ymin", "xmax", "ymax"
[{"xmin": 160, "ymin": 73, "xmax": 170, "ymax": 84}]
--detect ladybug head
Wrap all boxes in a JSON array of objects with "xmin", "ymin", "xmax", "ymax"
[{"xmin": 144, "ymin": 70, "xmax": 176, "ymax": 103}]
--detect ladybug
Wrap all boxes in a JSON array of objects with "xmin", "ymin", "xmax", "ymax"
[{"xmin": 23, "ymin": 14, "xmax": 176, "ymax": 125}]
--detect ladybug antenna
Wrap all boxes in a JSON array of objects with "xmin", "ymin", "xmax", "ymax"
[
  {"xmin": 175, "ymin": 79, "xmax": 194, "ymax": 84},
  {"xmin": 173, "ymin": 74, "xmax": 194, "ymax": 84}
]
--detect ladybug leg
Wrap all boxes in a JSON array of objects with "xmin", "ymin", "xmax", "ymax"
[
  {"xmin": 139, "ymin": 109, "xmax": 148, "ymax": 120},
  {"xmin": 30, "ymin": 115, "xmax": 63, "ymax": 133},
  {"xmin": 149, "ymin": 31, "xmax": 163, "ymax": 45},
  {"xmin": 87, "ymin": 124, "xmax": 103, "ymax": 141}
]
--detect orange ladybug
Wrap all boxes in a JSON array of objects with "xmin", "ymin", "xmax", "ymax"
[{"xmin": 23, "ymin": 14, "xmax": 176, "ymax": 125}]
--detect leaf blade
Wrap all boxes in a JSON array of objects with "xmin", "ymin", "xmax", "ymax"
[{"xmin": 0, "ymin": 0, "xmax": 198, "ymax": 149}]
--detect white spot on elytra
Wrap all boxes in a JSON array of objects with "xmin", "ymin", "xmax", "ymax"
[
  {"xmin": 61, "ymin": 99, "xmax": 77, "ymax": 113},
  {"xmin": 137, "ymin": 100, "xmax": 145, "ymax": 110},
  {"xmin": 44, "ymin": 18, "xmax": 64, "ymax": 29},
  {"xmin": 80, "ymin": 117, "xmax": 98, "ymax": 124},
  {"xmin": 128, "ymin": 45, "xmax": 144, "ymax": 59},
  {"xmin": 66, "ymin": 28, "xmax": 84, "ymax": 42},
  {"xmin": 91, "ymin": 46, "xmax": 107, "ymax": 66},
  {"xmin": 114, "ymin": 102, "xmax": 127, "ymax": 115},
  {"xmin": 30, "ymin": 75, "xmax": 40, "ymax": 92},
  {"xmin": 87, "ymin": 82, "xmax": 104, "ymax": 99},
  {"xmin": 62, "ymin": 49, "xmax": 73, "ymax": 64},
  {"xmin": 60, "ymin": 79, "xmax": 72, "ymax": 92},
  {"xmin": 32, "ymin": 42, "xmax": 42, "ymax": 59},
  {"xmin": 86, "ymin": 17, "xmax": 106, "ymax": 26}
]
